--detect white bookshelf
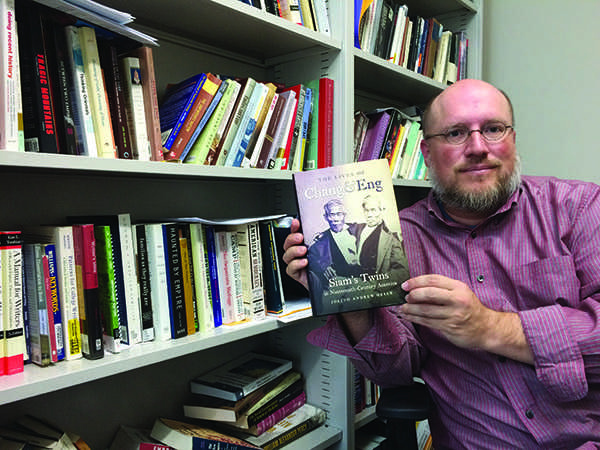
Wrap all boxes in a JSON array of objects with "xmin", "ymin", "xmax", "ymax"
[{"xmin": 2, "ymin": 0, "xmax": 482, "ymax": 448}]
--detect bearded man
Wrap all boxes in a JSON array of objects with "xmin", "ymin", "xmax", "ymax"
[{"xmin": 282, "ymin": 79, "xmax": 600, "ymax": 449}]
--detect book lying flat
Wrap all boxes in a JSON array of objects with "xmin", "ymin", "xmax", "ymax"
[
  {"xmin": 190, "ymin": 353, "xmax": 293, "ymax": 401},
  {"xmin": 293, "ymin": 158, "xmax": 410, "ymax": 315}
]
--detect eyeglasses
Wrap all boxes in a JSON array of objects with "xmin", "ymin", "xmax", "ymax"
[{"xmin": 424, "ymin": 122, "xmax": 514, "ymax": 145}]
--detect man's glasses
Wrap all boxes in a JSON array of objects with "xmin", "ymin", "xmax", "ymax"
[{"xmin": 424, "ymin": 122, "xmax": 514, "ymax": 145}]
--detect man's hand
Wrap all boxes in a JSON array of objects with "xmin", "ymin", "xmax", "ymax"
[
  {"xmin": 282, "ymin": 218, "xmax": 309, "ymax": 290},
  {"xmin": 400, "ymin": 274, "xmax": 534, "ymax": 364}
]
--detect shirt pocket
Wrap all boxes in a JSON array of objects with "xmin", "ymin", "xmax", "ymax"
[{"xmin": 510, "ymin": 255, "xmax": 581, "ymax": 309}]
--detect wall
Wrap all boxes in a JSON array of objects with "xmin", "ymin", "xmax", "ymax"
[{"xmin": 482, "ymin": 0, "xmax": 600, "ymax": 182}]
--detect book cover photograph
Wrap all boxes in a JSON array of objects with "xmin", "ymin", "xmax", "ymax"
[{"xmin": 293, "ymin": 158, "xmax": 409, "ymax": 316}]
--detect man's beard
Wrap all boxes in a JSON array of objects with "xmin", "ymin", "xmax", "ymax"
[{"xmin": 429, "ymin": 155, "xmax": 521, "ymax": 216}]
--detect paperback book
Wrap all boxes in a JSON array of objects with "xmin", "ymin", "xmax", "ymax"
[{"xmin": 293, "ymin": 158, "xmax": 410, "ymax": 316}]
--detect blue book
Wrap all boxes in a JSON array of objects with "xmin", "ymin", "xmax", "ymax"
[
  {"xmin": 203, "ymin": 226, "xmax": 223, "ymax": 327},
  {"xmin": 160, "ymin": 73, "xmax": 208, "ymax": 151},
  {"xmin": 44, "ymin": 244, "xmax": 65, "ymax": 361},
  {"xmin": 162, "ymin": 224, "xmax": 187, "ymax": 339},
  {"xmin": 180, "ymin": 80, "xmax": 229, "ymax": 162}
]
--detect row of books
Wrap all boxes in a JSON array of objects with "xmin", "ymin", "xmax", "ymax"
[
  {"xmin": 0, "ymin": 213, "xmax": 308, "ymax": 375},
  {"xmin": 240, "ymin": 0, "xmax": 331, "ymax": 36},
  {"xmin": 7, "ymin": 0, "xmax": 163, "ymax": 159},
  {"xmin": 159, "ymin": 73, "xmax": 334, "ymax": 171},
  {"xmin": 354, "ymin": 107, "xmax": 427, "ymax": 181},
  {"xmin": 355, "ymin": 0, "xmax": 468, "ymax": 84}
]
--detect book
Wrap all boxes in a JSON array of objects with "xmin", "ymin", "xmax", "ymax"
[
  {"xmin": 1, "ymin": 231, "xmax": 24, "ymax": 374},
  {"xmin": 291, "ymin": 86, "xmax": 313, "ymax": 171},
  {"xmin": 357, "ymin": 109, "xmax": 391, "ymax": 161},
  {"xmin": 166, "ymin": 72, "xmax": 222, "ymax": 162},
  {"xmin": 133, "ymin": 224, "xmax": 154, "ymax": 342},
  {"xmin": 16, "ymin": 2, "xmax": 60, "ymax": 153},
  {"xmin": 214, "ymin": 229, "xmax": 244, "ymax": 325},
  {"xmin": 150, "ymin": 418, "xmax": 260, "ymax": 450},
  {"xmin": 178, "ymin": 223, "xmax": 197, "ymax": 335},
  {"xmin": 14, "ymin": 415, "xmax": 82, "ymax": 450},
  {"xmin": 203, "ymin": 225, "xmax": 223, "ymax": 327},
  {"xmin": 312, "ymin": 0, "xmax": 331, "ymax": 36},
  {"xmin": 183, "ymin": 370, "xmax": 301, "ymax": 424},
  {"xmin": 190, "ymin": 353, "xmax": 293, "ymax": 401},
  {"xmin": 78, "ymin": 26, "xmax": 117, "ymax": 158},
  {"xmin": 110, "ymin": 425, "xmax": 171, "ymax": 450},
  {"xmin": 293, "ymin": 158, "xmax": 410, "ymax": 315},
  {"xmin": 128, "ymin": 46, "xmax": 163, "ymax": 161},
  {"xmin": 397, "ymin": 120, "xmax": 421, "ymax": 179},
  {"xmin": 0, "ymin": 0, "xmax": 19, "ymax": 151},
  {"xmin": 267, "ymin": 89, "xmax": 296, "ymax": 169},
  {"xmin": 143, "ymin": 223, "xmax": 171, "ymax": 341},
  {"xmin": 94, "ymin": 225, "xmax": 121, "ymax": 353},
  {"xmin": 258, "ymin": 220, "xmax": 285, "ymax": 314},
  {"xmin": 254, "ymin": 92, "xmax": 288, "ymax": 169},
  {"xmin": 233, "ymin": 403, "xmax": 327, "ymax": 450},
  {"xmin": 72, "ymin": 224, "xmax": 104, "ymax": 359},
  {"xmin": 276, "ymin": 84, "xmax": 304, "ymax": 170},
  {"xmin": 99, "ymin": 42, "xmax": 134, "ymax": 159},
  {"xmin": 188, "ymin": 223, "xmax": 214, "ymax": 334},
  {"xmin": 63, "ymin": 25, "xmax": 97, "ymax": 157},
  {"xmin": 316, "ymin": 77, "xmax": 334, "ymax": 168},
  {"xmin": 241, "ymin": 82, "xmax": 277, "ymax": 168},
  {"xmin": 162, "ymin": 223, "xmax": 187, "ymax": 338},
  {"xmin": 42, "ymin": 243, "xmax": 65, "ymax": 360},
  {"xmin": 120, "ymin": 56, "xmax": 151, "ymax": 161}
]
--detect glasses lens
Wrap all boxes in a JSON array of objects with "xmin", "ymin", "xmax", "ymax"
[
  {"xmin": 482, "ymin": 123, "xmax": 507, "ymax": 141},
  {"xmin": 446, "ymin": 127, "xmax": 469, "ymax": 144}
]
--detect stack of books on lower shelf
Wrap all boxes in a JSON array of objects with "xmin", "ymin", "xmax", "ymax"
[
  {"xmin": 148, "ymin": 352, "xmax": 327, "ymax": 449},
  {"xmin": 0, "ymin": 414, "xmax": 91, "ymax": 449}
]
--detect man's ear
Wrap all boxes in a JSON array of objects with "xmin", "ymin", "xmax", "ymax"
[{"xmin": 420, "ymin": 139, "xmax": 431, "ymax": 167}]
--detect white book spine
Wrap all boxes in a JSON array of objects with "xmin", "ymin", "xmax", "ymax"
[
  {"xmin": 189, "ymin": 224, "xmax": 214, "ymax": 334},
  {"xmin": 273, "ymin": 96, "xmax": 297, "ymax": 169},
  {"xmin": 313, "ymin": 0, "xmax": 331, "ymax": 36},
  {"xmin": 1, "ymin": 0, "xmax": 19, "ymax": 151},
  {"xmin": 118, "ymin": 214, "xmax": 142, "ymax": 345},
  {"xmin": 218, "ymin": 79, "xmax": 256, "ymax": 166},
  {"xmin": 145, "ymin": 224, "xmax": 171, "ymax": 341},
  {"xmin": 248, "ymin": 92, "xmax": 278, "ymax": 168},
  {"xmin": 215, "ymin": 230, "xmax": 235, "ymax": 324},
  {"xmin": 228, "ymin": 230, "xmax": 244, "ymax": 322},
  {"xmin": 55, "ymin": 227, "xmax": 82, "ymax": 360},
  {"xmin": 120, "ymin": 57, "xmax": 151, "ymax": 161},
  {"xmin": 64, "ymin": 26, "xmax": 97, "ymax": 157},
  {"xmin": 78, "ymin": 26, "xmax": 116, "ymax": 159},
  {"xmin": 246, "ymin": 222, "xmax": 265, "ymax": 319}
]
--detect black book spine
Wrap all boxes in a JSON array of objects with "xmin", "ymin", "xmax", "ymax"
[
  {"xmin": 135, "ymin": 225, "xmax": 154, "ymax": 342},
  {"xmin": 259, "ymin": 220, "xmax": 283, "ymax": 314},
  {"xmin": 163, "ymin": 223, "xmax": 187, "ymax": 338}
]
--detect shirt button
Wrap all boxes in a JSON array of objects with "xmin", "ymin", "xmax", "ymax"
[
  {"xmin": 526, "ymin": 409, "xmax": 534, "ymax": 419},
  {"xmin": 470, "ymin": 231, "xmax": 477, "ymax": 238},
  {"xmin": 476, "ymin": 274, "xmax": 484, "ymax": 283}
]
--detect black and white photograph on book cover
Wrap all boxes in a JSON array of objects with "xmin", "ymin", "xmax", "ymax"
[{"xmin": 293, "ymin": 158, "xmax": 410, "ymax": 316}]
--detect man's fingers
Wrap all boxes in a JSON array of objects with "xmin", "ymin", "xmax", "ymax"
[{"xmin": 403, "ymin": 274, "xmax": 459, "ymax": 292}]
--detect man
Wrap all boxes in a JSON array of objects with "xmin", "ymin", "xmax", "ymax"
[
  {"xmin": 307, "ymin": 199, "xmax": 360, "ymax": 300},
  {"xmin": 283, "ymin": 79, "xmax": 600, "ymax": 448}
]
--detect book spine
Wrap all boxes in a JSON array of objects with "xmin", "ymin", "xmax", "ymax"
[
  {"xmin": 303, "ymin": 80, "xmax": 319, "ymax": 170},
  {"xmin": 275, "ymin": 88, "xmax": 300, "ymax": 170},
  {"xmin": 72, "ymin": 224, "xmax": 104, "ymax": 359},
  {"xmin": 189, "ymin": 224, "xmax": 214, "ymax": 334},
  {"xmin": 178, "ymin": 226, "xmax": 197, "ymax": 335},
  {"xmin": 63, "ymin": 25, "xmax": 97, "ymax": 157},
  {"xmin": 312, "ymin": 0, "xmax": 331, "ymax": 36},
  {"xmin": 284, "ymin": 85, "xmax": 305, "ymax": 171},
  {"xmin": 55, "ymin": 227, "xmax": 82, "ymax": 360},
  {"xmin": 241, "ymin": 84, "xmax": 277, "ymax": 168},
  {"xmin": 145, "ymin": 224, "xmax": 171, "ymax": 341},
  {"xmin": 1, "ymin": 231, "xmax": 24, "ymax": 374},
  {"xmin": 226, "ymin": 82, "xmax": 265, "ymax": 167},
  {"xmin": 248, "ymin": 92, "xmax": 278, "ymax": 168},
  {"xmin": 215, "ymin": 230, "xmax": 235, "ymax": 324},
  {"xmin": 317, "ymin": 77, "xmax": 334, "ymax": 168},
  {"xmin": 16, "ymin": 5, "xmax": 59, "ymax": 153},
  {"xmin": 270, "ymin": 93, "xmax": 296, "ymax": 169},
  {"xmin": 162, "ymin": 224, "xmax": 187, "ymax": 338},
  {"xmin": 255, "ymin": 93, "xmax": 286, "ymax": 168},
  {"xmin": 94, "ymin": 225, "xmax": 121, "ymax": 353},
  {"xmin": 99, "ymin": 43, "xmax": 134, "ymax": 159},
  {"xmin": 78, "ymin": 26, "xmax": 117, "ymax": 159},
  {"xmin": 203, "ymin": 225, "xmax": 223, "ymax": 327},
  {"xmin": 203, "ymin": 80, "xmax": 241, "ymax": 165},
  {"xmin": 292, "ymin": 86, "xmax": 312, "ymax": 171},
  {"xmin": 119, "ymin": 57, "xmax": 150, "ymax": 161},
  {"xmin": 44, "ymin": 244, "xmax": 65, "ymax": 360},
  {"xmin": 240, "ymin": 222, "xmax": 265, "ymax": 320},
  {"xmin": 40, "ymin": 249, "xmax": 58, "ymax": 362},
  {"xmin": 254, "ymin": 391, "xmax": 306, "ymax": 435},
  {"xmin": 118, "ymin": 215, "xmax": 142, "ymax": 346},
  {"xmin": 229, "ymin": 230, "xmax": 244, "ymax": 323},
  {"xmin": 134, "ymin": 225, "xmax": 154, "ymax": 342},
  {"xmin": 130, "ymin": 46, "xmax": 163, "ymax": 161},
  {"xmin": 259, "ymin": 221, "xmax": 284, "ymax": 314},
  {"xmin": 23, "ymin": 244, "xmax": 48, "ymax": 366},
  {"xmin": 0, "ymin": 0, "xmax": 18, "ymax": 150}
]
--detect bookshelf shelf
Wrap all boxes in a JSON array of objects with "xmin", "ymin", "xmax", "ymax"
[{"xmin": 2, "ymin": 0, "xmax": 482, "ymax": 448}]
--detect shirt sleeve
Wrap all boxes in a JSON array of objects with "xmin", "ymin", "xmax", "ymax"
[
  {"xmin": 519, "ymin": 183, "xmax": 600, "ymax": 402},
  {"xmin": 307, "ymin": 306, "xmax": 428, "ymax": 387}
]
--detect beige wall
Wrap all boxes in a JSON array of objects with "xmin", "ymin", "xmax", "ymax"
[{"xmin": 482, "ymin": 0, "xmax": 600, "ymax": 182}]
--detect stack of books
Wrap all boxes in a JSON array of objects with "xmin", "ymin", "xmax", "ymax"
[
  {"xmin": 154, "ymin": 352, "xmax": 327, "ymax": 449},
  {"xmin": 240, "ymin": 0, "xmax": 331, "ymax": 36}
]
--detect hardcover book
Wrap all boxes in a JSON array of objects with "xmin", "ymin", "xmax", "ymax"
[
  {"xmin": 190, "ymin": 353, "xmax": 293, "ymax": 401},
  {"xmin": 293, "ymin": 158, "xmax": 410, "ymax": 316}
]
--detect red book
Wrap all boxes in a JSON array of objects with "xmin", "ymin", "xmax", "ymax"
[{"xmin": 317, "ymin": 77, "xmax": 334, "ymax": 169}]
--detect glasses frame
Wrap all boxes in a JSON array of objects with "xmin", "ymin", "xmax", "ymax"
[{"xmin": 424, "ymin": 123, "xmax": 514, "ymax": 145}]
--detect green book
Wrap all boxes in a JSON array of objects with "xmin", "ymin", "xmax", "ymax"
[
  {"xmin": 398, "ymin": 121, "xmax": 421, "ymax": 179},
  {"xmin": 94, "ymin": 225, "xmax": 121, "ymax": 353},
  {"xmin": 302, "ymin": 79, "xmax": 319, "ymax": 171}
]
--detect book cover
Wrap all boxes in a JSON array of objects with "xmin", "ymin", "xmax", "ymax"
[
  {"xmin": 63, "ymin": 25, "xmax": 97, "ymax": 157},
  {"xmin": 293, "ymin": 158, "xmax": 410, "ymax": 316},
  {"xmin": 78, "ymin": 26, "xmax": 117, "ymax": 159},
  {"xmin": 72, "ymin": 224, "xmax": 104, "ymax": 359},
  {"xmin": 94, "ymin": 225, "xmax": 121, "ymax": 353},
  {"xmin": 150, "ymin": 418, "xmax": 260, "ymax": 450},
  {"xmin": 98, "ymin": 42, "xmax": 133, "ymax": 159},
  {"xmin": 120, "ymin": 56, "xmax": 151, "ymax": 161},
  {"xmin": 128, "ymin": 46, "xmax": 163, "ymax": 161},
  {"xmin": 190, "ymin": 352, "xmax": 293, "ymax": 401},
  {"xmin": 109, "ymin": 425, "xmax": 171, "ymax": 450},
  {"xmin": 1, "ymin": 231, "xmax": 24, "ymax": 374}
]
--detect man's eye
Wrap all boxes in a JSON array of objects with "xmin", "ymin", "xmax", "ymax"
[
  {"xmin": 446, "ymin": 128, "xmax": 466, "ymax": 138},
  {"xmin": 484, "ymin": 124, "xmax": 502, "ymax": 133}
]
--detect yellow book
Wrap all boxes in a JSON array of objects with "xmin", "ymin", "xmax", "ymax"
[{"xmin": 78, "ymin": 26, "xmax": 116, "ymax": 158}]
